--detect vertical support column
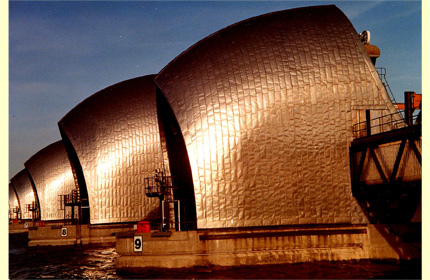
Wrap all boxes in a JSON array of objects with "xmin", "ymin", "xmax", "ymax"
[
  {"xmin": 161, "ymin": 199, "xmax": 168, "ymax": 231},
  {"xmin": 177, "ymin": 200, "xmax": 181, "ymax": 231},
  {"xmin": 63, "ymin": 196, "xmax": 66, "ymax": 224},
  {"xmin": 405, "ymin": 91, "xmax": 414, "ymax": 126},
  {"xmin": 78, "ymin": 202, "xmax": 82, "ymax": 224},
  {"xmin": 366, "ymin": 110, "xmax": 371, "ymax": 136}
]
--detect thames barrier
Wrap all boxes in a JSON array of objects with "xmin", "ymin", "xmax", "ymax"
[{"xmin": 9, "ymin": 5, "xmax": 421, "ymax": 278}]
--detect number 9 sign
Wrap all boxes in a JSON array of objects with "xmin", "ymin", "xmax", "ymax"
[{"xmin": 134, "ymin": 236, "xmax": 143, "ymax": 252}]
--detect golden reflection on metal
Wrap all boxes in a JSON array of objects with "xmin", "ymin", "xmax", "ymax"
[
  {"xmin": 10, "ymin": 169, "xmax": 36, "ymax": 220},
  {"xmin": 24, "ymin": 141, "xmax": 76, "ymax": 221},
  {"xmin": 155, "ymin": 5, "xmax": 398, "ymax": 228},
  {"xmin": 58, "ymin": 75, "xmax": 163, "ymax": 224}
]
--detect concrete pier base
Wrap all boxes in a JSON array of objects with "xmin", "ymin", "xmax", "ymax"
[
  {"xmin": 115, "ymin": 224, "xmax": 421, "ymax": 273},
  {"xmin": 27, "ymin": 223, "xmax": 135, "ymax": 247},
  {"xmin": 9, "ymin": 221, "xmax": 30, "ymax": 234}
]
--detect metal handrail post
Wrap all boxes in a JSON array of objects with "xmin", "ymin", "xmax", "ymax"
[{"xmin": 366, "ymin": 110, "xmax": 371, "ymax": 136}]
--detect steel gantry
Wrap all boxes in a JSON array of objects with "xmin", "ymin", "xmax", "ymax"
[{"xmin": 350, "ymin": 92, "xmax": 421, "ymax": 223}]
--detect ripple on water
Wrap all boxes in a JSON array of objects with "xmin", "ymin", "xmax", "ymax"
[{"xmin": 9, "ymin": 244, "xmax": 421, "ymax": 279}]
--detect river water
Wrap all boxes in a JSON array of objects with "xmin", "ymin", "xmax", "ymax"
[{"xmin": 9, "ymin": 233, "xmax": 421, "ymax": 279}]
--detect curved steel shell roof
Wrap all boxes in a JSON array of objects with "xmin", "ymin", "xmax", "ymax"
[
  {"xmin": 155, "ymin": 5, "xmax": 396, "ymax": 228},
  {"xmin": 58, "ymin": 75, "xmax": 163, "ymax": 224},
  {"xmin": 10, "ymin": 169, "xmax": 37, "ymax": 220},
  {"xmin": 24, "ymin": 141, "xmax": 76, "ymax": 221}
]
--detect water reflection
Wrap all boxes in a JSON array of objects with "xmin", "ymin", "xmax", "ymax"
[
  {"xmin": 9, "ymin": 242, "xmax": 421, "ymax": 279},
  {"xmin": 9, "ymin": 244, "xmax": 118, "ymax": 279}
]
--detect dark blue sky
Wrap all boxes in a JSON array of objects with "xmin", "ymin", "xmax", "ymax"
[{"xmin": 9, "ymin": 1, "xmax": 422, "ymax": 178}]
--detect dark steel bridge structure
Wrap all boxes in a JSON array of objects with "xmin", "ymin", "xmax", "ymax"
[{"xmin": 350, "ymin": 92, "xmax": 421, "ymax": 224}]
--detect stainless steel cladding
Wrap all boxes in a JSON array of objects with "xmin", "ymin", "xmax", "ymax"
[
  {"xmin": 24, "ymin": 141, "xmax": 76, "ymax": 221},
  {"xmin": 10, "ymin": 169, "xmax": 37, "ymax": 220},
  {"xmin": 9, "ymin": 183, "xmax": 19, "ymax": 219},
  {"xmin": 155, "ymin": 5, "xmax": 396, "ymax": 228},
  {"xmin": 58, "ymin": 75, "xmax": 163, "ymax": 224}
]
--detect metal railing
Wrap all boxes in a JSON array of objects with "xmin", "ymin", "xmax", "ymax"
[
  {"xmin": 352, "ymin": 108, "xmax": 420, "ymax": 139},
  {"xmin": 9, "ymin": 206, "xmax": 20, "ymax": 220},
  {"xmin": 59, "ymin": 189, "xmax": 81, "ymax": 209},
  {"xmin": 25, "ymin": 201, "xmax": 38, "ymax": 220},
  {"xmin": 144, "ymin": 175, "xmax": 175, "ymax": 197}
]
